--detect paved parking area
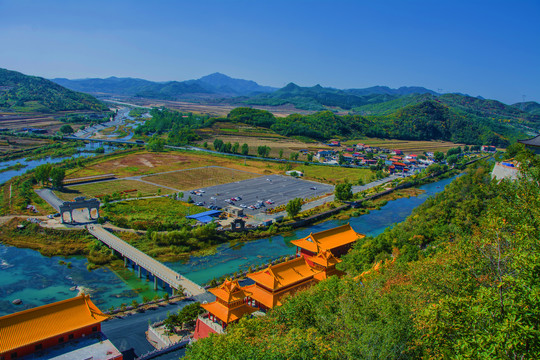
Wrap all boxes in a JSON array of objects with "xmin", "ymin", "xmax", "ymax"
[{"xmin": 181, "ymin": 174, "xmax": 334, "ymax": 215}]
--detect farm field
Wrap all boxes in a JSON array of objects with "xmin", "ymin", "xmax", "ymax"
[
  {"xmin": 144, "ymin": 166, "xmax": 260, "ymax": 190},
  {"xmin": 0, "ymin": 111, "xmax": 96, "ymax": 134},
  {"xmin": 65, "ymin": 150, "xmax": 285, "ymax": 179},
  {"xmin": 104, "ymin": 97, "xmax": 314, "ymax": 117},
  {"xmin": 343, "ymin": 138, "xmax": 463, "ymax": 154},
  {"xmin": 291, "ymin": 164, "xmax": 373, "ymax": 185},
  {"xmin": 197, "ymin": 122, "xmax": 330, "ymax": 160},
  {"xmin": 54, "ymin": 179, "xmax": 174, "ymax": 201},
  {"xmin": 0, "ymin": 135, "xmax": 52, "ymax": 154}
]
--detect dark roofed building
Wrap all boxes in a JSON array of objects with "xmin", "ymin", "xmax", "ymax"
[{"xmin": 518, "ymin": 135, "xmax": 540, "ymax": 154}]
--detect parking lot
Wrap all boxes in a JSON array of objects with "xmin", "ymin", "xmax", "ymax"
[{"xmin": 180, "ymin": 174, "xmax": 334, "ymax": 215}]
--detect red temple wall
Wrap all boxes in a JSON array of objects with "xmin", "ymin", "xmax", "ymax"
[{"xmin": 1, "ymin": 324, "xmax": 101, "ymax": 359}]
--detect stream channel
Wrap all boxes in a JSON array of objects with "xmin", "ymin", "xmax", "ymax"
[{"xmin": 0, "ymin": 174, "xmax": 457, "ymax": 316}]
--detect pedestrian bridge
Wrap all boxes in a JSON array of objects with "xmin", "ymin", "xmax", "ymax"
[{"xmin": 87, "ymin": 224, "xmax": 206, "ymax": 297}]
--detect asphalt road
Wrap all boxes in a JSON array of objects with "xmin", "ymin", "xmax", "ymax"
[
  {"xmin": 35, "ymin": 188, "xmax": 63, "ymax": 211},
  {"xmin": 102, "ymin": 299, "xmax": 195, "ymax": 360},
  {"xmin": 180, "ymin": 174, "xmax": 334, "ymax": 215}
]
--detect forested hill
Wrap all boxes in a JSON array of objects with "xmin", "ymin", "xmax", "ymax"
[
  {"xmin": 0, "ymin": 68, "xmax": 108, "ymax": 113},
  {"xmin": 244, "ymin": 82, "xmax": 409, "ymax": 111},
  {"xmin": 185, "ymin": 151, "xmax": 540, "ymax": 359},
  {"xmin": 226, "ymin": 102, "xmax": 516, "ymax": 146},
  {"xmin": 512, "ymin": 101, "xmax": 540, "ymax": 115}
]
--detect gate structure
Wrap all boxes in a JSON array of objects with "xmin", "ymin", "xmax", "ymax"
[{"xmin": 59, "ymin": 196, "xmax": 100, "ymax": 224}]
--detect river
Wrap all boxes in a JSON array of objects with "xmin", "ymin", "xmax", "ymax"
[{"xmin": 0, "ymin": 174, "xmax": 457, "ymax": 316}]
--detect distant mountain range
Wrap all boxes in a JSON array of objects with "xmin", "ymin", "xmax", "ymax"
[
  {"xmin": 52, "ymin": 72, "xmax": 277, "ymax": 99},
  {"xmin": 2, "ymin": 67, "xmax": 538, "ymax": 144},
  {"xmin": 0, "ymin": 68, "xmax": 108, "ymax": 113}
]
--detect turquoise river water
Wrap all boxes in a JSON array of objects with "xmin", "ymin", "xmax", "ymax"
[{"xmin": 0, "ymin": 175, "xmax": 457, "ymax": 316}]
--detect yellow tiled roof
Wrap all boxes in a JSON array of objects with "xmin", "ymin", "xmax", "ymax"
[
  {"xmin": 0, "ymin": 294, "xmax": 108, "ymax": 354},
  {"xmin": 290, "ymin": 223, "xmax": 364, "ymax": 254},
  {"xmin": 246, "ymin": 257, "xmax": 320, "ymax": 291},
  {"xmin": 201, "ymin": 301, "xmax": 257, "ymax": 324},
  {"xmin": 209, "ymin": 279, "xmax": 249, "ymax": 303}
]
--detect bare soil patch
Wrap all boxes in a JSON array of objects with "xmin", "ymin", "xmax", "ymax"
[{"xmin": 145, "ymin": 166, "xmax": 260, "ymax": 190}]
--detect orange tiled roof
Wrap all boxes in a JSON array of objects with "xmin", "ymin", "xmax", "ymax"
[
  {"xmin": 209, "ymin": 279, "xmax": 249, "ymax": 303},
  {"xmin": 201, "ymin": 301, "xmax": 257, "ymax": 324},
  {"xmin": 0, "ymin": 294, "xmax": 108, "ymax": 354},
  {"xmin": 247, "ymin": 257, "xmax": 320, "ymax": 291},
  {"xmin": 309, "ymin": 250, "xmax": 342, "ymax": 267},
  {"xmin": 242, "ymin": 284, "xmax": 278, "ymax": 308},
  {"xmin": 290, "ymin": 223, "xmax": 364, "ymax": 254}
]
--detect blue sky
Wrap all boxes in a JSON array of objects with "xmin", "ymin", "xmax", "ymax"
[{"xmin": 0, "ymin": 0, "xmax": 538, "ymax": 104}]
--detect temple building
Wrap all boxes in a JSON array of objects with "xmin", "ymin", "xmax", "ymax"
[
  {"xmin": 243, "ymin": 256, "xmax": 321, "ymax": 310},
  {"xmin": 195, "ymin": 280, "xmax": 258, "ymax": 340},
  {"xmin": 0, "ymin": 294, "xmax": 121, "ymax": 360},
  {"xmin": 291, "ymin": 223, "xmax": 365, "ymax": 258},
  {"xmin": 194, "ymin": 223, "xmax": 364, "ymax": 339}
]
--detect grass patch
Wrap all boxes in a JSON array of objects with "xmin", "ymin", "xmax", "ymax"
[
  {"xmin": 101, "ymin": 197, "xmax": 207, "ymax": 231},
  {"xmin": 54, "ymin": 180, "xmax": 174, "ymax": 201},
  {"xmin": 0, "ymin": 219, "xmax": 116, "ymax": 269},
  {"xmin": 292, "ymin": 164, "xmax": 374, "ymax": 185},
  {"xmin": 342, "ymin": 138, "xmax": 463, "ymax": 154}
]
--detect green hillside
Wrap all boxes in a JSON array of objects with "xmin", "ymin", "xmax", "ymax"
[
  {"xmin": 244, "ymin": 83, "xmax": 398, "ymax": 111},
  {"xmin": 0, "ymin": 68, "xmax": 108, "ymax": 113},
  {"xmin": 512, "ymin": 101, "xmax": 540, "ymax": 116},
  {"xmin": 185, "ymin": 153, "xmax": 540, "ymax": 359},
  {"xmin": 226, "ymin": 103, "xmax": 514, "ymax": 146}
]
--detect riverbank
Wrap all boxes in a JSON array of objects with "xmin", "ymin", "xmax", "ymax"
[{"xmin": 0, "ymin": 218, "xmax": 115, "ymax": 269}]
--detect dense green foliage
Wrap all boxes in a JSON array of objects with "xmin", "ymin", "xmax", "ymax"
[
  {"xmin": 224, "ymin": 105, "xmax": 513, "ymax": 146},
  {"xmin": 0, "ymin": 68, "xmax": 108, "ymax": 113},
  {"xmin": 163, "ymin": 302, "xmax": 205, "ymax": 332},
  {"xmin": 285, "ymin": 198, "xmax": 302, "ymax": 218},
  {"xmin": 245, "ymin": 83, "xmax": 401, "ymax": 111},
  {"xmin": 135, "ymin": 108, "xmax": 206, "ymax": 146},
  {"xmin": 186, "ymin": 151, "xmax": 540, "ymax": 359},
  {"xmin": 334, "ymin": 182, "xmax": 352, "ymax": 201},
  {"xmin": 512, "ymin": 101, "xmax": 540, "ymax": 115}
]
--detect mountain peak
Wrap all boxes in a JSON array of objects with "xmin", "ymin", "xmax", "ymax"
[{"xmin": 199, "ymin": 72, "xmax": 231, "ymax": 81}]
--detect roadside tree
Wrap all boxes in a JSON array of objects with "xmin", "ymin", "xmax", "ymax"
[
  {"xmin": 286, "ymin": 198, "xmax": 302, "ymax": 219},
  {"xmin": 335, "ymin": 182, "xmax": 352, "ymax": 201},
  {"xmin": 50, "ymin": 167, "xmax": 65, "ymax": 189}
]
